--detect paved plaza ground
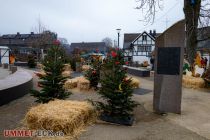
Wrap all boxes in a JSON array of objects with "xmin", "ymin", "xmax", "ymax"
[
  {"xmin": 0, "ymin": 67, "xmax": 10, "ymax": 80},
  {"xmin": 0, "ymin": 68, "xmax": 210, "ymax": 140}
]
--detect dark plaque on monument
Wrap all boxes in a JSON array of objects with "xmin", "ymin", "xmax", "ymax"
[{"xmin": 157, "ymin": 47, "xmax": 181, "ymax": 75}]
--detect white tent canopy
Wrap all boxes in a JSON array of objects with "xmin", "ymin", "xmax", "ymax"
[{"xmin": 0, "ymin": 46, "xmax": 10, "ymax": 64}]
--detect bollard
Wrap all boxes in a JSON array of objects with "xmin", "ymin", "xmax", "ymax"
[
  {"xmin": 9, "ymin": 64, "xmax": 14, "ymax": 71},
  {"xmin": 3, "ymin": 63, "xmax": 8, "ymax": 69},
  {"xmin": 11, "ymin": 66, "xmax": 17, "ymax": 74}
]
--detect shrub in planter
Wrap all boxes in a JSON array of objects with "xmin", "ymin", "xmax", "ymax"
[{"xmin": 92, "ymin": 49, "xmax": 138, "ymax": 125}]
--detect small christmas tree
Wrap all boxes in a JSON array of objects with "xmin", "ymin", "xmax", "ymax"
[
  {"xmin": 85, "ymin": 57, "xmax": 101, "ymax": 90},
  {"xmin": 27, "ymin": 54, "xmax": 36, "ymax": 68},
  {"xmin": 31, "ymin": 40, "xmax": 71, "ymax": 103},
  {"xmin": 94, "ymin": 48, "xmax": 138, "ymax": 125}
]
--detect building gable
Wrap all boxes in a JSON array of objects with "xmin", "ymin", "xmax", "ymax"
[{"xmin": 132, "ymin": 31, "xmax": 155, "ymax": 44}]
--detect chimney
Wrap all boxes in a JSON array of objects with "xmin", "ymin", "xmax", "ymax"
[
  {"xmin": 149, "ymin": 30, "xmax": 152, "ymax": 35},
  {"xmin": 17, "ymin": 32, "xmax": 20, "ymax": 35},
  {"xmin": 153, "ymin": 30, "xmax": 156, "ymax": 36}
]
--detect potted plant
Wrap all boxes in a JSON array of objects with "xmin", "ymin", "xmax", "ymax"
[{"xmin": 92, "ymin": 49, "xmax": 138, "ymax": 125}]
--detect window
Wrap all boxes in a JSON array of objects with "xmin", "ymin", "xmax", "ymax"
[
  {"xmin": 137, "ymin": 46, "xmax": 141, "ymax": 51},
  {"xmin": 137, "ymin": 46, "xmax": 152, "ymax": 52},
  {"xmin": 137, "ymin": 39, "xmax": 141, "ymax": 44},
  {"xmin": 142, "ymin": 35, "xmax": 147, "ymax": 41},
  {"xmin": 146, "ymin": 46, "xmax": 152, "ymax": 52}
]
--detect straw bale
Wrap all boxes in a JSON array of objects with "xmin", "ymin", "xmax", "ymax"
[
  {"xmin": 82, "ymin": 65, "xmax": 90, "ymax": 72},
  {"xmin": 186, "ymin": 69, "xmax": 192, "ymax": 77},
  {"xmin": 63, "ymin": 64, "xmax": 71, "ymax": 71},
  {"xmin": 62, "ymin": 71, "xmax": 72, "ymax": 78},
  {"xmin": 77, "ymin": 76, "xmax": 90, "ymax": 90},
  {"xmin": 182, "ymin": 75, "xmax": 205, "ymax": 89},
  {"xmin": 37, "ymin": 63, "xmax": 44, "ymax": 70},
  {"xmin": 24, "ymin": 100, "xmax": 97, "ymax": 139},
  {"xmin": 143, "ymin": 61, "xmax": 149, "ymax": 67},
  {"xmin": 34, "ymin": 71, "xmax": 46, "ymax": 78},
  {"xmin": 126, "ymin": 77, "xmax": 140, "ymax": 88},
  {"xmin": 64, "ymin": 78, "xmax": 78, "ymax": 89}
]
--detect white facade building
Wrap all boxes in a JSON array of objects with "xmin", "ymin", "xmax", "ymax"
[{"xmin": 123, "ymin": 30, "xmax": 160, "ymax": 64}]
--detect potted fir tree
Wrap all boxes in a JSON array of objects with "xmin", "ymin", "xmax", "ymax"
[
  {"xmin": 84, "ymin": 58, "xmax": 101, "ymax": 90},
  {"xmin": 31, "ymin": 40, "xmax": 71, "ymax": 103},
  {"xmin": 93, "ymin": 49, "xmax": 138, "ymax": 125}
]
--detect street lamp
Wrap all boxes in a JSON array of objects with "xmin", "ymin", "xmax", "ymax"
[{"xmin": 116, "ymin": 28, "xmax": 121, "ymax": 48}]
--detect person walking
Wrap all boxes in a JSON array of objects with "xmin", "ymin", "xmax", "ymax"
[
  {"xmin": 204, "ymin": 57, "xmax": 208, "ymax": 69},
  {"xmin": 150, "ymin": 57, "xmax": 155, "ymax": 71}
]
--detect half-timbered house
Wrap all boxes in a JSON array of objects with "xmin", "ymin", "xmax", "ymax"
[{"xmin": 123, "ymin": 30, "xmax": 160, "ymax": 64}]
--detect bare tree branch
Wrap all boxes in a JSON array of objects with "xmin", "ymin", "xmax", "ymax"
[{"xmin": 135, "ymin": 0, "xmax": 163, "ymax": 24}]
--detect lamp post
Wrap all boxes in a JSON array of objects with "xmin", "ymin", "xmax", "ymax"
[{"xmin": 116, "ymin": 29, "xmax": 121, "ymax": 48}]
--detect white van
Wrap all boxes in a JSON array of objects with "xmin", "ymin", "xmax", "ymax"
[{"xmin": 0, "ymin": 46, "xmax": 10, "ymax": 64}]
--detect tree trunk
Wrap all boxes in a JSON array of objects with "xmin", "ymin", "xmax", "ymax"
[{"xmin": 184, "ymin": 0, "xmax": 201, "ymax": 66}]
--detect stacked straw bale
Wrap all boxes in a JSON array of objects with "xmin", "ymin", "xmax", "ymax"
[
  {"xmin": 63, "ymin": 78, "xmax": 78, "ymax": 89},
  {"xmin": 62, "ymin": 64, "xmax": 72, "ymax": 78},
  {"xmin": 24, "ymin": 100, "xmax": 97, "ymax": 139},
  {"xmin": 182, "ymin": 75, "xmax": 205, "ymax": 89},
  {"xmin": 63, "ymin": 64, "xmax": 72, "ymax": 71},
  {"xmin": 77, "ymin": 76, "xmax": 90, "ymax": 90},
  {"xmin": 62, "ymin": 71, "xmax": 72, "ymax": 78},
  {"xmin": 82, "ymin": 65, "xmax": 90, "ymax": 72},
  {"xmin": 64, "ymin": 76, "xmax": 90, "ymax": 90}
]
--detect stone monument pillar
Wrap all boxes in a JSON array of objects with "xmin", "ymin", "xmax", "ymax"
[{"xmin": 154, "ymin": 20, "xmax": 185, "ymax": 114}]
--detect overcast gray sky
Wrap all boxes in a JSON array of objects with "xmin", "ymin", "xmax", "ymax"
[{"xmin": 0, "ymin": 0, "xmax": 184, "ymax": 46}]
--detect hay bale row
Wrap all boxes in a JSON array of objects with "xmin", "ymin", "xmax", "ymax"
[
  {"xmin": 37, "ymin": 63, "xmax": 71, "ymax": 71},
  {"xmin": 64, "ymin": 76, "xmax": 90, "ymax": 90},
  {"xmin": 24, "ymin": 100, "xmax": 97, "ymax": 139},
  {"xmin": 182, "ymin": 75, "xmax": 205, "ymax": 89},
  {"xmin": 35, "ymin": 70, "xmax": 71, "ymax": 78}
]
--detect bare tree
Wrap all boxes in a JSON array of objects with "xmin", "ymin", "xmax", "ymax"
[
  {"xmin": 136, "ymin": 0, "xmax": 163, "ymax": 23},
  {"xmin": 136, "ymin": 0, "xmax": 210, "ymax": 66},
  {"xmin": 31, "ymin": 18, "xmax": 57, "ymax": 60},
  {"xmin": 102, "ymin": 37, "xmax": 113, "ymax": 48},
  {"xmin": 31, "ymin": 17, "xmax": 47, "ymax": 34},
  {"xmin": 184, "ymin": 0, "xmax": 201, "ymax": 65}
]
